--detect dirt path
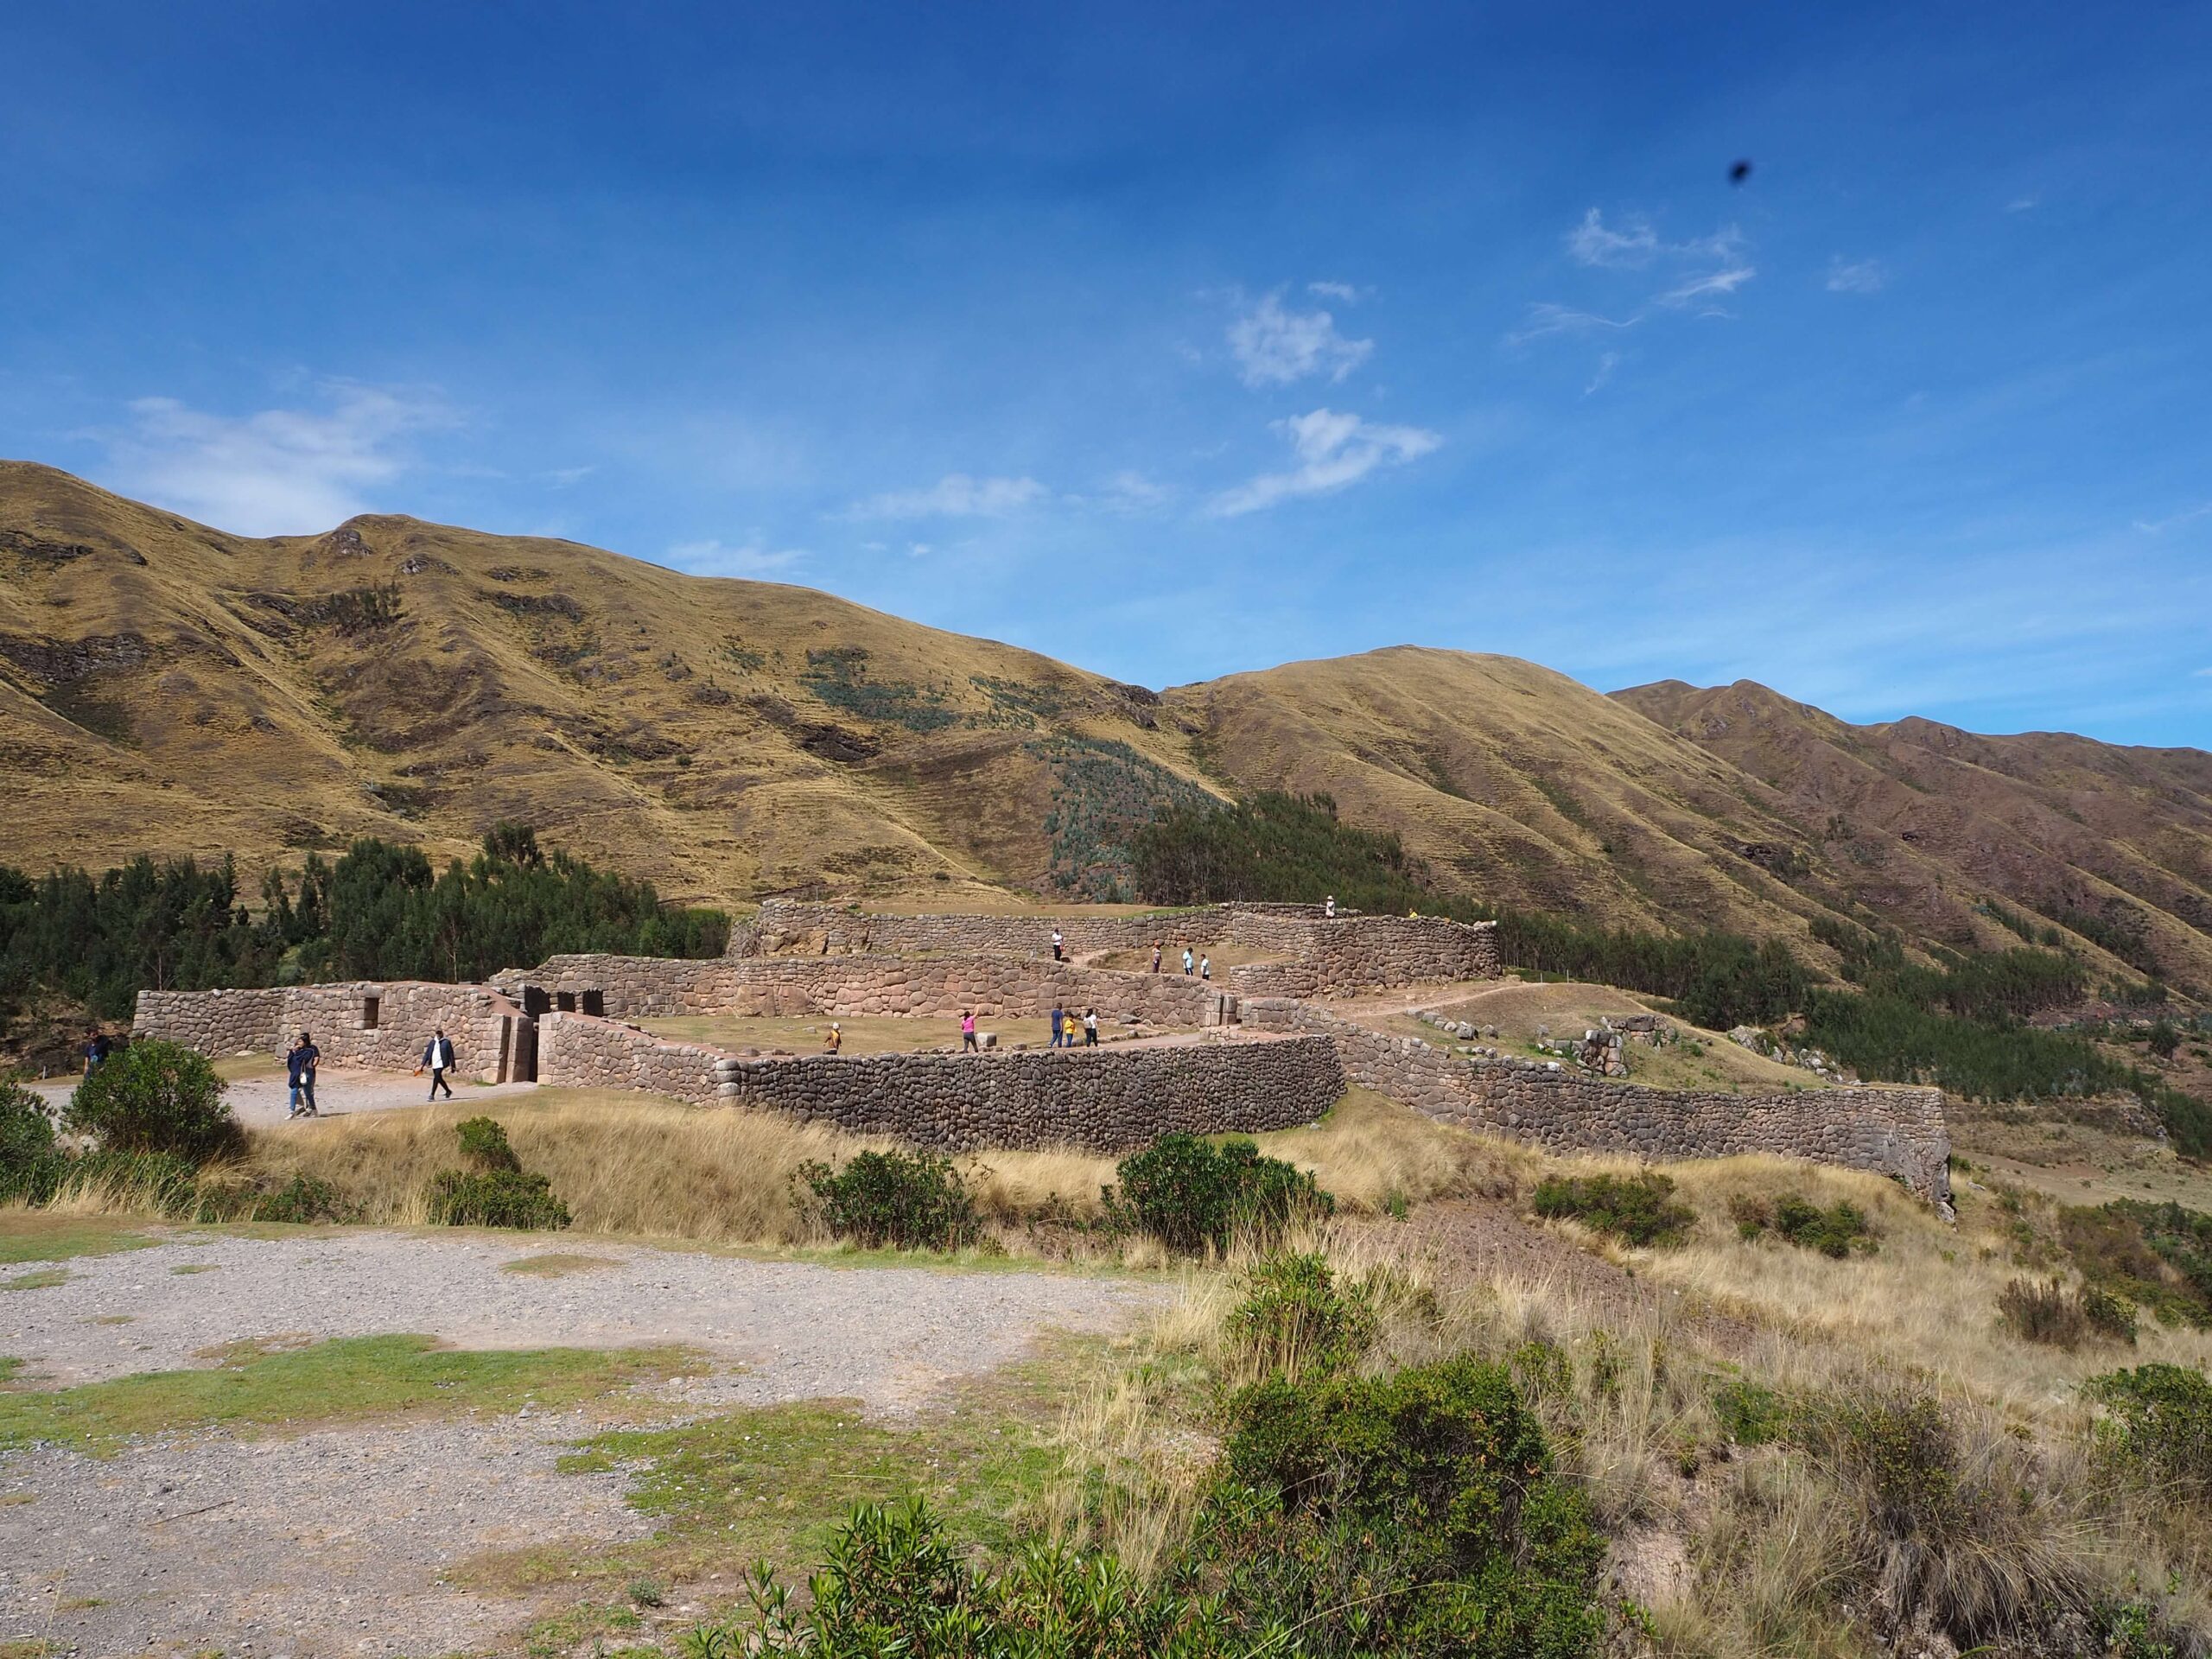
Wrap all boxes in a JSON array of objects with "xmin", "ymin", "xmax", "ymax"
[
  {"xmin": 0, "ymin": 1230, "xmax": 1163, "ymax": 1656},
  {"xmin": 30, "ymin": 1068, "xmax": 541, "ymax": 1129}
]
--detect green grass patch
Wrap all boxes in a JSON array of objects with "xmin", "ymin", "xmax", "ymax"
[
  {"xmin": 2, "ymin": 1268, "xmax": 68, "ymax": 1292},
  {"xmin": 0, "ymin": 1215, "xmax": 157, "ymax": 1264},
  {"xmin": 503, "ymin": 1253, "xmax": 623, "ymax": 1278},
  {"xmin": 1531, "ymin": 1171, "xmax": 1695, "ymax": 1248},
  {"xmin": 0, "ymin": 1334, "xmax": 691, "ymax": 1455},
  {"xmin": 169, "ymin": 1262, "xmax": 217, "ymax": 1275},
  {"xmin": 0, "ymin": 1357, "xmax": 22, "ymax": 1386}
]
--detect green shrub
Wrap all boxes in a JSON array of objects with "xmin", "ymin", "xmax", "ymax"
[
  {"xmin": 2064, "ymin": 1200, "xmax": 2212, "ymax": 1330},
  {"xmin": 248, "ymin": 1173, "xmax": 355, "ymax": 1224},
  {"xmin": 454, "ymin": 1116, "xmax": 522, "ymax": 1173},
  {"xmin": 1713, "ymin": 1376, "xmax": 1788, "ymax": 1446},
  {"xmin": 1731, "ymin": 1192, "xmax": 1878, "ymax": 1257},
  {"xmin": 0, "ymin": 1082, "xmax": 63, "ymax": 1203},
  {"xmin": 1103, "ymin": 1134, "xmax": 1332, "ymax": 1255},
  {"xmin": 798, "ymin": 1149, "xmax": 977, "ymax": 1251},
  {"xmin": 1223, "ymin": 1254, "xmax": 1377, "ymax": 1379},
  {"xmin": 425, "ymin": 1168, "xmax": 570, "ymax": 1230},
  {"xmin": 1997, "ymin": 1276, "xmax": 2136, "ymax": 1349},
  {"xmin": 1530, "ymin": 1171, "xmax": 1694, "ymax": 1248},
  {"xmin": 2085, "ymin": 1363, "xmax": 2212, "ymax": 1503},
  {"xmin": 1214, "ymin": 1353, "xmax": 1606, "ymax": 1657},
  {"xmin": 64, "ymin": 1039, "xmax": 240, "ymax": 1163}
]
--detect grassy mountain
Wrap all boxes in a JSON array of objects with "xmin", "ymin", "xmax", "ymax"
[{"xmin": 4, "ymin": 461, "xmax": 2208, "ymax": 996}]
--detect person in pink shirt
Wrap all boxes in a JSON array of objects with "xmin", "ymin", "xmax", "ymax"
[{"xmin": 960, "ymin": 1009, "xmax": 978, "ymax": 1052}]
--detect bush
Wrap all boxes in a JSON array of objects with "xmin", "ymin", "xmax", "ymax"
[
  {"xmin": 1223, "ymin": 1253, "xmax": 1378, "ymax": 1380},
  {"xmin": 2085, "ymin": 1363, "xmax": 2212, "ymax": 1503},
  {"xmin": 1997, "ymin": 1275, "xmax": 2137, "ymax": 1349},
  {"xmin": 1731, "ymin": 1192, "xmax": 1878, "ymax": 1257},
  {"xmin": 454, "ymin": 1116, "xmax": 521, "ymax": 1173},
  {"xmin": 798, "ymin": 1149, "xmax": 977, "ymax": 1251},
  {"xmin": 247, "ymin": 1173, "xmax": 355, "ymax": 1224},
  {"xmin": 64, "ymin": 1039, "xmax": 240, "ymax": 1163},
  {"xmin": 1530, "ymin": 1171, "xmax": 1694, "ymax": 1248},
  {"xmin": 1103, "ymin": 1134, "xmax": 1332, "ymax": 1255},
  {"xmin": 426, "ymin": 1168, "xmax": 570, "ymax": 1230},
  {"xmin": 1215, "ymin": 1353, "xmax": 1606, "ymax": 1657},
  {"xmin": 0, "ymin": 1081, "xmax": 63, "ymax": 1203}
]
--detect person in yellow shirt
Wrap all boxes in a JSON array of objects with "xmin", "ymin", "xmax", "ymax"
[{"xmin": 823, "ymin": 1023, "xmax": 842, "ymax": 1054}]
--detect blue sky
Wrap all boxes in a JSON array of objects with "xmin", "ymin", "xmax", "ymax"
[{"xmin": 3, "ymin": 3, "xmax": 2208, "ymax": 744}]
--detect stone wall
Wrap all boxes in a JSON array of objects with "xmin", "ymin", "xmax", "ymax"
[
  {"xmin": 1243, "ymin": 999, "xmax": 1950, "ymax": 1204},
  {"xmin": 135, "ymin": 982, "xmax": 533, "ymax": 1083},
  {"xmin": 529, "ymin": 951, "xmax": 1232, "ymax": 1027},
  {"xmin": 537, "ymin": 1012, "xmax": 1344, "ymax": 1152},
  {"xmin": 1228, "ymin": 912, "xmax": 1501, "ymax": 993},
  {"xmin": 132, "ymin": 988, "xmax": 288, "ymax": 1057},
  {"xmin": 742, "ymin": 899, "xmax": 1236, "ymax": 961}
]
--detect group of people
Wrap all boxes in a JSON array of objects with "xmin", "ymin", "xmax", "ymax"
[
  {"xmin": 1047, "ymin": 1004, "xmax": 1099, "ymax": 1046},
  {"xmin": 1147, "ymin": 942, "xmax": 1210, "ymax": 980}
]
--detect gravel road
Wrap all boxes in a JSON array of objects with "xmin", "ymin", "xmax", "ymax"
[
  {"xmin": 29, "ymin": 1068, "xmax": 540, "ymax": 1128},
  {"xmin": 0, "ymin": 1229, "xmax": 1164, "ymax": 1656}
]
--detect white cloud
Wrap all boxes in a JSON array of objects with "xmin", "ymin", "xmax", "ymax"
[
  {"xmin": 1656, "ymin": 264, "xmax": 1758, "ymax": 308},
  {"xmin": 1306, "ymin": 280, "xmax": 1363, "ymax": 302},
  {"xmin": 96, "ymin": 380, "xmax": 456, "ymax": 535},
  {"xmin": 1228, "ymin": 291, "xmax": 1374, "ymax": 386},
  {"xmin": 844, "ymin": 473, "xmax": 1048, "ymax": 519},
  {"xmin": 1507, "ymin": 302, "xmax": 1639, "ymax": 345},
  {"xmin": 541, "ymin": 464, "xmax": 596, "ymax": 487},
  {"xmin": 2194, "ymin": 666, "xmax": 2212, "ymax": 679},
  {"xmin": 1583, "ymin": 352, "xmax": 1620, "ymax": 396},
  {"xmin": 1101, "ymin": 469, "xmax": 1174, "ymax": 513},
  {"xmin": 668, "ymin": 537, "xmax": 808, "ymax": 577},
  {"xmin": 1826, "ymin": 257, "xmax": 1887, "ymax": 295},
  {"xmin": 2134, "ymin": 502, "xmax": 2212, "ymax": 535},
  {"xmin": 1207, "ymin": 408, "xmax": 1441, "ymax": 517},
  {"xmin": 1567, "ymin": 209, "xmax": 1662, "ymax": 268},
  {"xmin": 2006, "ymin": 194, "xmax": 2040, "ymax": 213}
]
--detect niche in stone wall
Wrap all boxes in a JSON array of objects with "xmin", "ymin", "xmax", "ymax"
[{"xmin": 363, "ymin": 995, "xmax": 381, "ymax": 1030}]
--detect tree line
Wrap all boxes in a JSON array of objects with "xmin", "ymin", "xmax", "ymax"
[{"xmin": 0, "ymin": 823, "xmax": 728, "ymax": 1039}]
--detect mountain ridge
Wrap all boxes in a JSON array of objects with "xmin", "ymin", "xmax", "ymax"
[{"xmin": 4, "ymin": 460, "xmax": 2209, "ymax": 997}]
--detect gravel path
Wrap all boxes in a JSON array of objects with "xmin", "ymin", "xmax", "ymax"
[
  {"xmin": 29, "ymin": 1068, "xmax": 540, "ymax": 1128},
  {"xmin": 1, "ymin": 1230, "xmax": 1164, "ymax": 1656}
]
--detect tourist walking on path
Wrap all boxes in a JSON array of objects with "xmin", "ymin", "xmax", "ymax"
[
  {"xmin": 1151, "ymin": 941, "xmax": 1163, "ymax": 974},
  {"xmin": 82, "ymin": 1029, "xmax": 111, "ymax": 1079},
  {"xmin": 1324, "ymin": 894, "xmax": 1336, "ymax": 919},
  {"xmin": 823, "ymin": 1022, "xmax": 842, "ymax": 1054},
  {"xmin": 1182, "ymin": 946, "xmax": 1195, "ymax": 976},
  {"xmin": 286, "ymin": 1032, "xmax": 320, "ymax": 1118},
  {"xmin": 416, "ymin": 1027, "xmax": 456, "ymax": 1100},
  {"xmin": 960, "ymin": 1010, "xmax": 979, "ymax": 1052},
  {"xmin": 1050, "ymin": 1004, "xmax": 1065, "ymax": 1047},
  {"xmin": 1051, "ymin": 927, "xmax": 1065, "ymax": 963},
  {"xmin": 1199, "ymin": 955, "xmax": 1211, "ymax": 982},
  {"xmin": 1082, "ymin": 1008, "xmax": 1099, "ymax": 1046}
]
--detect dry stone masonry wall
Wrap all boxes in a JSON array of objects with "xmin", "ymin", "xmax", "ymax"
[
  {"xmin": 1243, "ymin": 998, "xmax": 1950, "ymax": 1204},
  {"xmin": 537, "ymin": 1011, "xmax": 1342, "ymax": 1152},
  {"xmin": 136, "ymin": 982, "xmax": 532, "ymax": 1083}
]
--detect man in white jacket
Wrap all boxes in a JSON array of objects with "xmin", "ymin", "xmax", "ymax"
[{"xmin": 417, "ymin": 1027, "xmax": 457, "ymax": 1101}]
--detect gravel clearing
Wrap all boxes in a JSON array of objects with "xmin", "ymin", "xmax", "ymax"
[{"xmin": 1, "ymin": 1228, "xmax": 1165, "ymax": 1656}]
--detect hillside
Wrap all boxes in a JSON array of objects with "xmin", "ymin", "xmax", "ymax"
[{"xmin": 3, "ymin": 461, "xmax": 2209, "ymax": 995}]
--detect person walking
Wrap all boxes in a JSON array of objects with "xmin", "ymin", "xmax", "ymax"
[
  {"xmin": 1049, "ymin": 1003, "xmax": 1065, "ymax": 1048},
  {"xmin": 1150, "ymin": 941, "xmax": 1163, "ymax": 974},
  {"xmin": 1199, "ymin": 954, "xmax": 1211, "ymax": 982},
  {"xmin": 1324, "ymin": 894, "xmax": 1337, "ymax": 919},
  {"xmin": 82, "ymin": 1029, "xmax": 111, "ymax": 1080},
  {"xmin": 1182, "ymin": 946, "xmax": 1195, "ymax": 976},
  {"xmin": 960, "ymin": 1010, "xmax": 979, "ymax": 1052},
  {"xmin": 1082, "ymin": 1007, "xmax": 1099, "ymax": 1046},
  {"xmin": 823, "ymin": 1022, "xmax": 842, "ymax": 1054},
  {"xmin": 1051, "ymin": 927, "xmax": 1065, "ymax": 963},
  {"xmin": 416, "ymin": 1027, "xmax": 456, "ymax": 1100},
  {"xmin": 286, "ymin": 1031, "xmax": 321, "ymax": 1118}
]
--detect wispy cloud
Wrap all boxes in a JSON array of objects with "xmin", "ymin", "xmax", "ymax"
[
  {"xmin": 1100, "ymin": 469, "xmax": 1174, "ymax": 513},
  {"xmin": 1507, "ymin": 303, "xmax": 1639, "ymax": 345},
  {"xmin": 1583, "ymin": 352, "xmax": 1620, "ymax": 396},
  {"xmin": 1228, "ymin": 291, "xmax": 1373, "ymax": 386},
  {"xmin": 1567, "ymin": 209, "xmax": 1663, "ymax": 269},
  {"xmin": 1207, "ymin": 408, "xmax": 1440, "ymax": 517},
  {"xmin": 2134, "ymin": 502, "xmax": 2212, "ymax": 535},
  {"xmin": 2005, "ymin": 194, "xmax": 2040, "ymax": 213},
  {"xmin": 669, "ymin": 537, "xmax": 808, "ymax": 576},
  {"xmin": 1825, "ymin": 256, "xmax": 1887, "ymax": 295},
  {"xmin": 93, "ymin": 380, "xmax": 457, "ymax": 535},
  {"xmin": 1656, "ymin": 264, "xmax": 1758, "ymax": 308},
  {"xmin": 843, "ymin": 473, "xmax": 1048, "ymax": 519},
  {"xmin": 541, "ymin": 464, "xmax": 595, "ymax": 487},
  {"xmin": 1306, "ymin": 280, "xmax": 1364, "ymax": 302}
]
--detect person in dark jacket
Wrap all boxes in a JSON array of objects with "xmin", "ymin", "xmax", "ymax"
[
  {"xmin": 83, "ymin": 1030, "xmax": 111, "ymax": 1079},
  {"xmin": 417, "ymin": 1027, "xmax": 456, "ymax": 1100},
  {"xmin": 286, "ymin": 1032, "xmax": 320, "ymax": 1118}
]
